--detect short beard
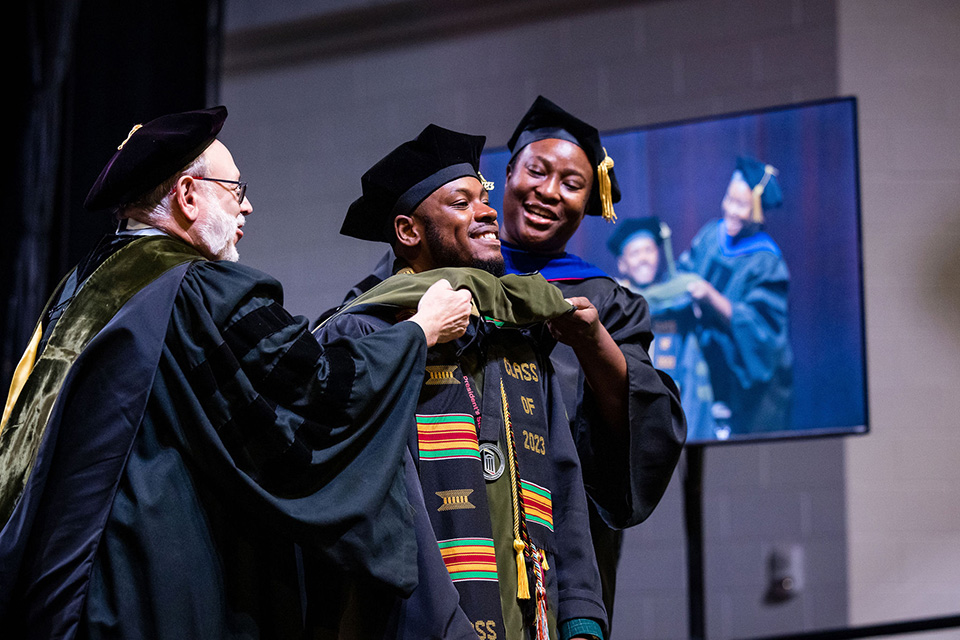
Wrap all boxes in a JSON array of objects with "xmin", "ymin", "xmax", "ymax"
[
  {"xmin": 196, "ymin": 196, "xmax": 240, "ymax": 262},
  {"xmin": 423, "ymin": 219, "xmax": 505, "ymax": 277}
]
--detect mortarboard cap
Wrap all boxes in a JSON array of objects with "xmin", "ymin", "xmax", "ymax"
[
  {"xmin": 341, "ymin": 124, "xmax": 491, "ymax": 243},
  {"xmin": 84, "ymin": 106, "xmax": 227, "ymax": 211},
  {"xmin": 507, "ymin": 96, "xmax": 620, "ymax": 222},
  {"xmin": 606, "ymin": 216, "xmax": 665, "ymax": 256},
  {"xmin": 733, "ymin": 156, "xmax": 782, "ymax": 224}
]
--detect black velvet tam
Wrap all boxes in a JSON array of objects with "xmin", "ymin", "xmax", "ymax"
[
  {"xmin": 341, "ymin": 124, "xmax": 487, "ymax": 243},
  {"xmin": 84, "ymin": 106, "xmax": 227, "ymax": 211},
  {"xmin": 507, "ymin": 95, "xmax": 621, "ymax": 217}
]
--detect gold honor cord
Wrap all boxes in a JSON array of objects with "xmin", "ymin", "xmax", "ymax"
[
  {"xmin": 750, "ymin": 164, "xmax": 779, "ymax": 224},
  {"xmin": 1, "ymin": 324, "xmax": 42, "ymax": 434},
  {"xmin": 501, "ymin": 377, "xmax": 530, "ymax": 600},
  {"xmin": 597, "ymin": 148, "xmax": 617, "ymax": 223},
  {"xmin": 500, "ymin": 379, "xmax": 551, "ymax": 640}
]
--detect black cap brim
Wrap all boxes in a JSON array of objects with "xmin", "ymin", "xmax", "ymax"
[{"xmin": 341, "ymin": 124, "xmax": 486, "ymax": 243}]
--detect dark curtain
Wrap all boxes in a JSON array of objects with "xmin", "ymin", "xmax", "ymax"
[{"xmin": 2, "ymin": 0, "xmax": 221, "ymax": 394}]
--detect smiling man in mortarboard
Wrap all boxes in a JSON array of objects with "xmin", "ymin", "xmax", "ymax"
[
  {"xmin": 0, "ymin": 106, "xmax": 472, "ymax": 638},
  {"xmin": 316, "ymin": 124, "xmax": 609, "ymax": 640}
]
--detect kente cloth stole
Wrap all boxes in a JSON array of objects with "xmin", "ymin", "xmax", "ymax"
[
  {"xmin": 0, "ymin": 237, "xmax": 205, "ymax": 526},
  {"xmin": 329, "ymin": 266, "xmax": 572, "ymax": 636},
  {"xmin": 416, "ymin": 325, "xmax": 556, "ymax": 636}
]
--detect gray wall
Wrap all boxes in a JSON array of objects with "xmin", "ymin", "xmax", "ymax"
[
  {"xmin": 838, "ymin": 2, "xmax": 960, "ymax": 638},
  {"xmin": 221, "ymin": 1, "xmax": 849, "ymax": 638}
]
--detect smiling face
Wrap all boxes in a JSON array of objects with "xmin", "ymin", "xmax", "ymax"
[
  {"xmin": 618, "ymin": 234, "xmax": 661, "ymax": 287},
  {"xmin": 192, "ymin": 140, "xmax": 253, "ymax": 261},
  {"xmin": 501, "ymin": 138, "xmax": 593, "ymax": 254},
  {"xmin": 722, "ymin": 174, "xmax": 753, "ymax": 238},
  {"xmin": 401, "ymin": 176, "xmax": 503, "ymax": 275}
]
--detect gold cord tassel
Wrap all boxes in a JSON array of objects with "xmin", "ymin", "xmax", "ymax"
[
  {"xmin": 750, "ymin": 164, "xmax": 778, "ymax": 224},
  {"xmin": 514, "ymin": 539, "xmax": 530, "ymax": 599},
  {"xmin": 501, "ymin": 379, "xmax": 530, "ymax": 599},
  {"xmin": 597, "ymin": 148, "xmax": 617, "ymax": 223}
]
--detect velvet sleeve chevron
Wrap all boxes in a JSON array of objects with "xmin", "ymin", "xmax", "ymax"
[{"xmin": 152, "ymin": 261, "xmax": 427, "ymax": 589}]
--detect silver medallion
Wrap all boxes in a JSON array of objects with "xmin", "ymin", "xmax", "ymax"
[{"xmin": 479, "ymin": 443, "xmax": 505, "ymax": 481}]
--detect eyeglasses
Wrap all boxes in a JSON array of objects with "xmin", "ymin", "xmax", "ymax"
[{"xmin": 194, "ymin": 177, "xmax": 247, "ymax": 204}]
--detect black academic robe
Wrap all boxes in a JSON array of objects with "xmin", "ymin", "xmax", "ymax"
[
  {"xmin": 678, "ymin": 220, "xmax": 793, "ymax": 435},
  {"xmin": 0, "ymin": 236, "xmax": 427, "ymax": 639},
  {"xmin": 499, "ymin": 242, "xmax": 686, "ymax": 626},
  {"xmin": 545, "ymin": 276, "xmax": 686, "ymax": 622}
]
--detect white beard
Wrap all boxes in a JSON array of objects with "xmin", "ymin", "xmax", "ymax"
[{"xmin": 196, "ymin": 198, "xmax": 241, "ymax": 262}]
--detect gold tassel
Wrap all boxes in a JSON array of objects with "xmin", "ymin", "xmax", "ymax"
[
  {"xmin": 1, "ymin": 323, "xmax": 43, "ymax": 434},
  {"xmin": 514, "ymin": 538, "xmax": 530, "ymax": 599},
  {"xmin": 750, "ymin": 164, "xmax": 778, "ymax": 224},
  {"xmin": 597, "ymin": 148, "xmax": 617, "ymax": 223},
  {"xmin": 751, "ymin": 188, "xmax": 765, "ymax": 224}
]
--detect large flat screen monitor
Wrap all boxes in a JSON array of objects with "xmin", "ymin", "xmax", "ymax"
[{"xmin": 481, "ymin": 96, "xmax": 867, "ymax": 444}]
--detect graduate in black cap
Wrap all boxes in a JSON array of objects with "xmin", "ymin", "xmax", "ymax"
[
  {"xmin": 608, "ymin": 216, "xmax": 669, "ymax": 290},
  {"xmin": 607, "ymin": 216, "xmax": 708, "ymax": 313},
  {"xmin": 0, "ymin": 107, "xmax": 472, "ymax": 638},
  {"xmin": 500, "ymin": 96, "xmax": 686, "ymax": 628},
  {"xmin": 677, "ymin": 156, "xmax": 793, "ymax": 435},
  {"xmin": 316, "ymin": 124, "xmax": 608, "ymax": 640}
]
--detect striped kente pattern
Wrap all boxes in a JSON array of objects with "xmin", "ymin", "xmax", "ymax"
[
  {"xmin": 520, "ymin": 479, "xmax": 554, "ymax": 532},
  {"xmin": 417, "ymin": 413, "xmax": 480, "ymax": 462},
  {"xmin": 437, "ymin": 537, "xmax": 498, "ymax": 582}
]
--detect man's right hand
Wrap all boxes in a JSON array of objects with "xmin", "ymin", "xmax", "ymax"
[{"xmin": 408, "ymin": 279, "xmax": 472, "ymax": 347}]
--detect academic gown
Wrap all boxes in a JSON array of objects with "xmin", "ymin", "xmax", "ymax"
[
  {"xmin": 678, "ymin": 220, "xmax": 793, "ymax": 435},
  {"xmin": 315, "ymin": 269, "xmax": 608, "ymax": 640},
  {"xmin": 0, "ymin": 235, "xmax": 428, "ymax": 639},
  {"xmin": 500, "ymin": 242, "xmax": 687, "ymax": 625},
  {"xmin": 677, "ymin": 220, "xmax": 793, "ymax": 434}
]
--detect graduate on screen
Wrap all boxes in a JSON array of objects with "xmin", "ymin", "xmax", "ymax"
[{"xmin": 677, "ymin": 157, "xmax": 794, "ymax": 436}]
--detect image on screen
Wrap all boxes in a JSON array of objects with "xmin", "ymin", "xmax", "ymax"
[{"xmin": 481, "ymin": 96, "xmax": 867, "ymax": 445}]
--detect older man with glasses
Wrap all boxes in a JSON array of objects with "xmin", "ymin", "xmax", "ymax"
[{"xmin": 0, "ymin": 105, "xmax": 472, "ymax": 639}]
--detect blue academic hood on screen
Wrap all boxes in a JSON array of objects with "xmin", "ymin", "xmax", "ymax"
[{"xmin": 482, "ymin": 96, "xmax": 868, "ymax": 446}]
